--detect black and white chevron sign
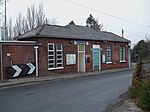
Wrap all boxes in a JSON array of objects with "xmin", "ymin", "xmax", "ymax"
[{"xmin": 7, "ymin": 63, "xmax": 35, "ymax": 78}]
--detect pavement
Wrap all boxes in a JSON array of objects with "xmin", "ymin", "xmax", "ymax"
[
  {"xmin": 105, "ymin": 92, "xmax": 143, "ymax": 112},
  {"xmin": 108, "ymin": 99, "xmax": 143, "ymax": 112},
  {"xmin": 0, "ymin": 67, "xmax": 131, "ymax": 88}
]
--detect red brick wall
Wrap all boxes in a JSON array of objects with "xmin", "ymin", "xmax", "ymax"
[
  {"xmin": 100, "ymin": 41, "xmax": 129, "ymax": 70},
  {"xmin": 19, "ymin": 37, "xmax": 129, "ymax": 76},
  {"xmin": 2, "ymin": 44, "xmax": 35, "ymax": 79},
  {"xmin": 85, "ymin": 41, "xmax": 93, "ymax": 72},
  {"xmin": 37, "ymin": 38, "xmax": 129, "ymax": 75},
  {"xmin": 37, "ymin": 38, "xmax": 78, "ymax": 75}
]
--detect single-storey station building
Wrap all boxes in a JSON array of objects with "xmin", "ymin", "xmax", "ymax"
[{"xmin": 0, "ymin": 24, "xmax": 131, "ymax": 80}]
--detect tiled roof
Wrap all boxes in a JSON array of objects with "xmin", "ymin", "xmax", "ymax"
[{"xmin": 16, "ymin": 24, "xmax": 130, "ymax": 43}]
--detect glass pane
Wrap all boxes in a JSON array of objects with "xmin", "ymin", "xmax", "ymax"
[
  {"xmin": 106, "ymin": 46, "xmax": 112, "ymax": 62},
  {"xmin": 49, "ymin": 51, "xmax": 54, "ymax": 55},
  {"xmin": 49, "ymin": 44, "xmax": 54, "ymax": 50},
  {"xmin": 57, "ymin": 60, "xmax": 62, "ymax": 63},
  {"xmin": 123, "ymin": 47, "xmax": 126, "ymax": 60},
  {"xmin": 120, "ymin": 54, "xmax": 122, "ymax": 61},
  {"xmin": 106, "ymin": 47, "xmax": 110, "ymax": 51},
  {"xmin": 57, "ymin": 56, "xmax": 62, "ymax": 59},
  {"xmin": 48, "ymin": 56, "xmax": 54, "ymax": 59},
  {"xmin": 57, "ymin": 51, "xmax": 62, "ymax": 55},
  {"xmin": 57, "ymin": 64, "xmax": 62, "ymax": 67},
  {"xmin": 79, "ymin": 45, "xmax": 84, "ymax": 51},
  {"xmin": 49, "ymin": 60, "xmax": 54, "ymax": 64},
  {"xmin": 120, "ymin": 48, "xmax": 122, "ymax": 61},
  {"xmin": 57, "ymin": 44, "xmax": 62, "ymax": 50},
  {"xmin": 49, "ymin": 64, "xmax": 54, "ymax": 68}
]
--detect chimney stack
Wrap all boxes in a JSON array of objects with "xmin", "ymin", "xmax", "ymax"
[{"xmin": 122, "ymin": 29, "xmax": 124, "ymax": 38}]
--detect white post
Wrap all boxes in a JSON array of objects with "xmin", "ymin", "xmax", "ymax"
[
  {"xmin": 34, "ymin": 46, "xmax": 39, "ymax": 77},
  {"xmin": 128, "ymin": 43, "xmax": 131, "ymax": 68}
]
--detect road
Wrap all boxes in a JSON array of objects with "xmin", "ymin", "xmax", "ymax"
[{"xmin": 0, "ymin": 70, "xmax": 132, "ymax": 112}]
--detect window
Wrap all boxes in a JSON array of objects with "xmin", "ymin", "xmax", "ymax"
[
  {"xmin": 120, "ymin": 47, "xmax": 126, "ymax": 62},
  {"xmin": 106, "ymin": 46, "xmax": 112, "ymax": 63},
  {"xmin": 56, "ymin": 44, "xmax": 63, "ymax": 67},
  {"xmin": 48, "ymin": 43, "xmax": 55, "ymax": 69},
  {"xmin": 48, "ymin": 43, "xmax": 63, "ymax": 70}
]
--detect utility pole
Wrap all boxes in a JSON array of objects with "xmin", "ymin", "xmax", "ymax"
[{"xmin": 4, "ymin": 0, "xmax": 7, "ymax": 40}]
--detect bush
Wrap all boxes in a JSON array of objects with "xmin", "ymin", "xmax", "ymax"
[
  {"xmin": 129, "ymin": 61, "xmax": 142, "ymax": 98},
  {"xmin": 129, "ymin": 60, "xmax": 150, "ymax": 111},
  {"xmin": 129, "ymin": 76, "xmax": 141, "ymax": 98},
  {"xmin": 138, "ymin": 80, "xmax": 150, "ymax": 110}
]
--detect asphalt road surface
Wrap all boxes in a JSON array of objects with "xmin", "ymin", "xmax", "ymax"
[{"xmin": 0, "ymin": 70, "xmax": 133, "ymax": 112}]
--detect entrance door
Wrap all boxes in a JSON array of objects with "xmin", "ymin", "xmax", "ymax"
[
  {"xmin": 93, "ymin": 51, "xmax": 100, "ymax": 71},
  {"xmin": 78, "ymin": 45, "xmax": 85, "ymax": 73}
]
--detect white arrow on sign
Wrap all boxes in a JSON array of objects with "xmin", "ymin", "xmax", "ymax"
[
  {"xmin": 27, "ymin": 63, "xmax": 35, "ymax": 74},
  {"xmin": 12, "ymin": 65, "xmax": 22, "ymax": 77}
]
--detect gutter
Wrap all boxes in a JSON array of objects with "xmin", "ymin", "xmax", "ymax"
[{"xmin": 17, "ymin": 35, "xmax": 130, "ymax": 43}]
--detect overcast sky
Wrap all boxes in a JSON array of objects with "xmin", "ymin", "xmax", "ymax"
[{"xmin": 5, "ymin": 0, "xmax": 150, "ymax": 46}]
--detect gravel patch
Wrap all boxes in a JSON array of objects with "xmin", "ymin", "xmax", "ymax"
[{"xmin": 108, "ymin": 99, "xmax": 143, "ymax": 112}]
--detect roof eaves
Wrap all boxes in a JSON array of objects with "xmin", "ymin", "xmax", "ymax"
[
  {"xmin": 14, "ymin": 24, "xmax": 46, "ymax": 40},
  {"xmin": 18, "ymin": 34, "xmax": 130, "ymax": 43},
  {"xmin": 101, "ymin": 31, "xmax": 130, "ymax": 43}
]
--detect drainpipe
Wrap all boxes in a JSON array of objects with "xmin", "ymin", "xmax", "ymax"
[
  {"xmin": 0, "ymin": 44, "xmax": 3, "ymax": 80},
  {"xmin": 34, "ymin": 46, "xmax": 39, "ymax": 77}
]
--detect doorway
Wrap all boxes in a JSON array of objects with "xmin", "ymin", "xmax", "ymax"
[
  {"xmin": 93, "ymin": 51, "xmax": 100, "ymax": 71},
  {"xmin": 78, "ymin": 45, "xmax": 85, "ymax": 73},
  {"xmin": 92, "ymin": 45, "xmax": 101, "ymax": 71}
]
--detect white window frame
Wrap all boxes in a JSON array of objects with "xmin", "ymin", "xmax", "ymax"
[
  {"xmin": 48, "ymin": 43, "xmax": 55, "ymax": 69},
  {"xmin": 56, "ymin": 44, "xmax": 63, "ymax": 68},
  {"xmin": 123, "ymin": 47, "xmax": 126, "ymax": 61},
  {"xmin": 120, "ymin": 47, "xmax": 126, "ymax": 62},
  {"xmin": 48, "ymin": 43, "xmax": 64, "ymax": 70},
  {"xmin": 120, "ymin": 47, "xmax": 122, "ymax": 62},
  {"xmin": 106, "ymin": 46, "xmax": 112, "ymax": 63}
]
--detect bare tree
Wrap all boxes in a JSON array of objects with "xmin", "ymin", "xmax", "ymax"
[
  {"xmin": 12, "ymin": 4, "xmax": 57, "ymax": 38},
  {"xmin": 36, "ymin": 3, "xmax": 46, "ymax": 27},
  {"xmin": 15, "ymin": 14, "xmax": 24, "ymax": 35},
  {"xmin": 1, "ymin": 18, "xmax": 14, "ymax": 41},
  {"xmin": 0, "ymin": 22, "xmax": 5, "ymax": 40},
  {"xmin": 0, "ymin": 0, "xmax": 5, "ymax": 40},
  {"xmin": 7, "ymin": 18, "xmax": 12, "ymax": 40},
  {"xmin": 22, "ymin": 18, "xmax": 28, "ymax": 33},
  {"xmin": 26, "ymin": 5, "xmax": 36, "ymax": 30},
  {"xmin": 49, "ymin": 17, "xmax": 59, "ymax": 25},
  {"xmin": 145, "ymin": 35, "xmax": 150, "ymax": 42},
  {"xmin": 0, "ymin": 0, "xmax": 4, "ymax": 15}
]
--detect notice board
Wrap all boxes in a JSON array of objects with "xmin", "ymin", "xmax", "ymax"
[{"xmin": 66, "ymin": 54, "xmax": 76, "ymax": 65}]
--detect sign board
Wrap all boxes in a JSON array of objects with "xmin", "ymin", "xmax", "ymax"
[
  {"xmin": 66, "ymin": 54, "xmax": 76, "ymax": 65},
  {"xmin": 7, "ymin": 63, "xmax": 35, "ymax": 78},
  {"xmin": 93, "ymin": 45, "xmax": 100, "ymax": 48},
  {"xmin": 74, "ymin": 41, "xmax": 88, "ymax": 45}
]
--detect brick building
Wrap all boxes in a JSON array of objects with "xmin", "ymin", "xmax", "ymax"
[
  {"xmin": 0, "ymin": 24, "xmax": 131, "ymax": 80},
  {"xmin": 16, "ymin": 24, "xmax": 131, "ymax": 74},
  {"xmin": 0, "ymin": 41, "xmax": 38, "ymax": 80}
]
